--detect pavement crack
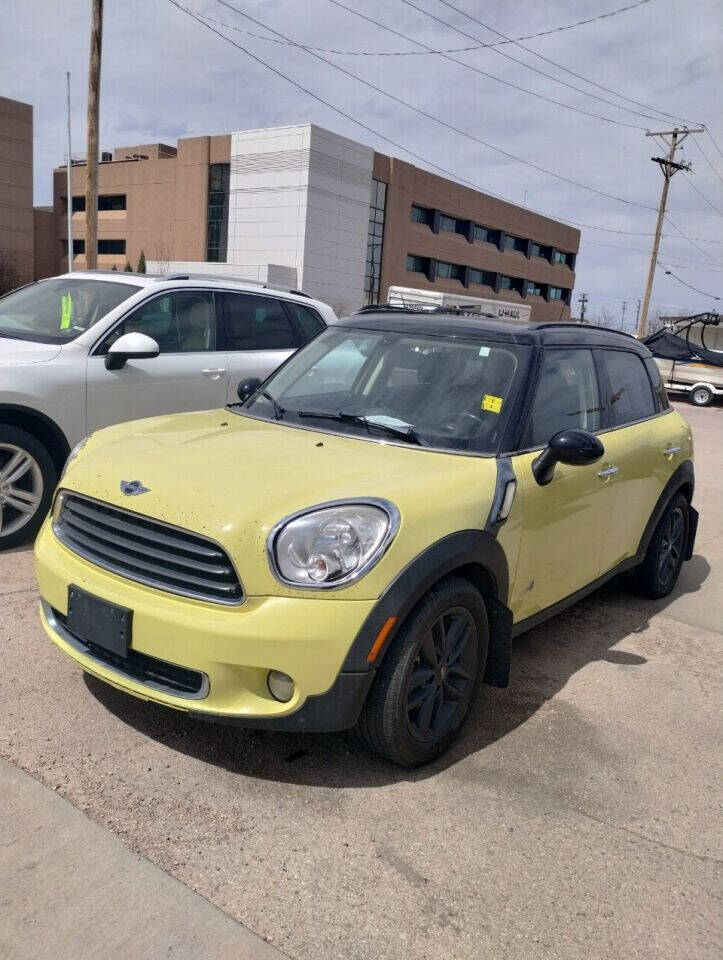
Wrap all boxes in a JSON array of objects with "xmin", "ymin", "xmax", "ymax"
[{"xmin": 576, "ymin": 808, "xmax": 722, "ymax": 865}]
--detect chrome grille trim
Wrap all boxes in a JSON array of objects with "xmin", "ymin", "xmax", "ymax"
[{"xmin": 54, "ymin": 493, "xmax": 244, "ymax": 605}]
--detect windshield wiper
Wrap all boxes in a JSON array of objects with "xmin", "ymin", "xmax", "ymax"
[
  {"xmin": 295, "ymin": 410, "xmax": 423, "ymax": 446},
  {"xmin": 259, "ymin": 390, "xmax": 285, "ymax": 421}
]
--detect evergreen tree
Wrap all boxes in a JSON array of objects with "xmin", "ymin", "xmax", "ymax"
[
  {"xmin": 111, "ymin": 264, "xmax": 117, "ymax": 271},
  {"xmin": 124, "ymin": 261, "xmax": 133, "ymax": 272},
  {"xmin": 137, "ymin": 250, "xmax": 146, "ymax": 274}
]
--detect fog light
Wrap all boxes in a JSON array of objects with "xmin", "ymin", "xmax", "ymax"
[{"xmin": 268, "ymin": 670, "xmax": 294, "ymax": 703}]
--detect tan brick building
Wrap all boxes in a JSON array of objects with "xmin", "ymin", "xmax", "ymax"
[
  {"xmin": 51, "ymin": 123, "xmax": 579, "ymax": 319},
  {"xmin": 0, "ymin": 95, "xmax": 34, "ymax": 287}
]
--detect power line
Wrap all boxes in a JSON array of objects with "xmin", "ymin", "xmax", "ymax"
[
  {"xmin": 683, "ymin": 174, "xmax": 723, "ymax": 217},
  {"xmin": 706, "ymin": 129, "xmax": 723, "ymax": 163},
  {"xmin": 167, "ymin": 1, "xmax": 721, "ymax": 248},
  {"xmin": 658, "ymin": 263, "xmax": 720, "ymax": 300},
  {"xmin": 327, "ymin": 0, "xmax": 645, "ymax": 130},
  {"xmin": 208, "ymin": 0, "xmax": 656, "ymax": 210},
  {"xmin": 187, "ymin": 0, "xmax": 655, "ymax": 58},
  {"xmin": 665, "ymin": 215, "xmax": 723, "ymax": 265},
  {"xmin": 425, "ymin": 0, "xmax": 700, "ymax": 128},
  {"xmin": 691, "ymin": 136, "xmax": 723, "ymax": 185},
  {"xmin": 583, "ymin": 239, "xmax": 722, "ymax": 270}
]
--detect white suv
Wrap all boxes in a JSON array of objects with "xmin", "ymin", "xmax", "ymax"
[{"xmin": 0, "ymin": 271, "xmax": 336, "ymax": 548}]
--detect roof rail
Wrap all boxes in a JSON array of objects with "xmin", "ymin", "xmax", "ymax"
[
  {"xmin": 158, "ymin": 273, "xmax": 313, "ymax": 299},
  {"xmin": 355, "ymin": 302, "xmax": 496, "ymax": 318},
  {"xmin": 534, "ymin": 321, "xmax": 637, "ymax": 339}
]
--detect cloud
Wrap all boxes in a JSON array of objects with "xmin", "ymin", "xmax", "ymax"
[{"xmin": 3, "ymin": 0, "xmax": 720, "ymax": 316}]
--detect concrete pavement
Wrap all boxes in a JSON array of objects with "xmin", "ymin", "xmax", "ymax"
[{"xmin": 0, "ymin": 402, "xmax": 720, "ymax": 959}]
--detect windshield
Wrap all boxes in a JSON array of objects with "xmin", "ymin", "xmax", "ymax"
[
  {"xmin": 241, "ymin": 326, "xmax": 530, "ymax": 454},
  {"xmin": 0, "ymin": 278, "xmax": 142, "ymax": 344}
]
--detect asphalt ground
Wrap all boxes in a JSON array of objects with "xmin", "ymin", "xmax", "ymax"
[{"xmin": 1, "ymin": 401, "xmax": 721, "ymax": 960}]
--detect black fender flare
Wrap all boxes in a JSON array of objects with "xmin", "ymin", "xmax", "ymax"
[
  {"xmin": 637, "ymin": 460, "xmax": 695, "ymax": 558},
  {"xmin": 342, "ymin": 530, "xmax": 513, "ymax": 687}
]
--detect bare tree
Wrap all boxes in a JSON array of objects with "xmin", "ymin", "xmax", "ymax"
[
  {"xmin": 0, "ymin": 251, "xmax": 21, "ymax": 296},
  {"xmin": 645, "ymin": 307, "xmax": 667, "ymax": 336},
  {"xmin": 152, "ymin": 239, "xmax": 171, "ymax": 276},
  {"xmin": 592, "ymin": 306, "xmax": 619, "ymax": 329}
]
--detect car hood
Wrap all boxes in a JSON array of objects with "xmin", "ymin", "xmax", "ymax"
[
  {"xmin": 60, "ymin": 409, "xmax": 499, "ymax": 599},
  {"xmin": 0, "ymin": 337, "xmax": 62, "ymax": 365}
]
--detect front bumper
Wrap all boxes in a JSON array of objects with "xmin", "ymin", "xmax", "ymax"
[{"xmin": 35, "ymin": 521, "xmax": 376, "ymax": 731}]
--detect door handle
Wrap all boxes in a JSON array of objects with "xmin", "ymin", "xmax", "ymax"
[
  {"xmin": 597, "ymin": 466, "xmax": 620, "ymax": 479},
  {"xmin": 662, "ymin": 445, "xmax": 681, "ymax": 458},
  {"xmin": 201, "ymin": 368, "xmax": 226, "ymax": 380}
]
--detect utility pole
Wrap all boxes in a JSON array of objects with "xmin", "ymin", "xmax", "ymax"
[
  {"xmin": 66, "ymin": 72, "xmax": 73, "ymax": 272},
  {"xmin": 635, "ymin": 299, "xmax": 641, "ymax": 329},
  {"xmin": 578, "ymin": 292, "xmax": 588, "ymax": 323},
  {"xmin": 85, "ymin": 0, "xmax": 103, "ymax": 270},
  {"xmin": 637, "ymin": 126, "xmax": 704, "ymax": 338},
  {"xmin": 621, "ymin": 300, "xmax": 627, "ymax": 330}
]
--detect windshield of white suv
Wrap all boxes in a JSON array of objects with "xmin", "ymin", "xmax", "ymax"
[
  {"xmin": 240, "ymin": 326, "xmax": 530, "ymax": 454},
  {"xmin": 0, "ymin": 278, "xmax": 141, "ymax": 344}
]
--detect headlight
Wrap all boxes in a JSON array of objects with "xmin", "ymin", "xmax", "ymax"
[
  {"xmin": 59, "ymin": 436, "xmax": 89, "ymax": 482},
  {"xmin": 268, "ymin": 499, "xmax": 400, "ymax": 588}
]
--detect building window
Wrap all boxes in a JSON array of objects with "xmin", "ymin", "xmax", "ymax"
[
  {"xmin": 98, "ymin": 239, "xmax": 126, "ymax": 255},
  {"xmin": 504, "ymin": 234, "xmax": 527, "ymax": 254},
  {"xmin": 61, "ymin": 238, "xmax": 86, "ymax": 255},
  {"xmin": 498, "ymin": 275, "xmax": 524, "ymax": 295},
  {"xmin": 206, "ymin": 163, "xmax": 230, "ymax": 262},
  {"xmin": 468, "ymin": 268, "xmax": 496, "ymax": 288},
  {"xmin": 411, "ymin": 203, "xmax": 433, "ymax": 225},
  {"xmin": 474, "ymin": 224, "xmax": 500, "ymax": 246},
  {"xmin": 549, "ymin": 286, "xmax": 563, "ymax": 300},
  {"xmin": 71, "ymin": 196, "xmax": 85, "ymax": 213},
  {"xmin": 530, "ymin": 242, "xmax": 550, "ymax": 260},
  {"xmin": 552, "ymin": 249, "xmax": 573, "ymax": 267},
  {"xmin": 98, "ymin": 194, "xmax": 126, "ymax": 211},
  {"xmin": 406, "ymin": 254, "xmax": 430, "ymax": 274},
  {"xmin": 364, "ymin": 178, "xmax": 387, "ymax": 304},
  {"xmin": 435, "ymin": 260, "xmax": 464, "ymax": 281}
]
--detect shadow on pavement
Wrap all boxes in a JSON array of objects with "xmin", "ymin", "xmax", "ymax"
[{"xmin": 85, "ymin": 553, "xmax": 710, "ymax": 788}]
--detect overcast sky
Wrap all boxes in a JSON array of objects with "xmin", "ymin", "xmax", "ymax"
[{"xmin": 3, "ymin": 0, "xmax": 721, "ymax": 324}]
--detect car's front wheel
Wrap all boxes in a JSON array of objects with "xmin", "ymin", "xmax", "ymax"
[
  {"xmin": 355, "ymin": 577, "xmax": 488, "ymax": 766},
  {"xmin": 0, "ymin": 426, "xmax": 56, "ymax": 550}
]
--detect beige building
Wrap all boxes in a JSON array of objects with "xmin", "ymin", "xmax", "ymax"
[{"xmin": 52, "ymin": 123, "xmax": 578, "ymax": 320}]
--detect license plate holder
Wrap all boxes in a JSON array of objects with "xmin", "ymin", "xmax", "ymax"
[{"xmin": 66, "ymin": 585, "xmax": 132, "ymax": 658}]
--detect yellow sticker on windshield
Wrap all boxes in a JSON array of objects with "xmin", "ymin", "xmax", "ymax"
[{"xmin": 482, "ymin": 394, "xmax": 503, "ymax": 414}]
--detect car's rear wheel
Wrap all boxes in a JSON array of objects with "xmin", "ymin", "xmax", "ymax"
[
  {"xmin": 691, "ymin": 386, "xmax": 713, "ymax": 407},
  {"xmin": 355, "ymin": 577, "xmax": 488, "ymax": 766},
  {"xmin": 631, "ymin": 493, "xmax": 689, "ymax": 599},
  {"xmin": 0, "ymin": 426, "xmax": 56, "ymax": 550}
]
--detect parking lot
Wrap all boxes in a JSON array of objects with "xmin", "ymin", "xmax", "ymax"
[{"xmin": 1, "ymin": 401, "xmax": 720, "ymax": 960}]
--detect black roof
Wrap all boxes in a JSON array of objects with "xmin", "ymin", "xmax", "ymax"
[{"xmin": 338, "ymin": 310, "xmax": 650, "ymax": 355}]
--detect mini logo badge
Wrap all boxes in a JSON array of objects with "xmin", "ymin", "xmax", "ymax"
[{"xmin": 120, "ymin": 480, "xmax": 150, "ymax": 496}]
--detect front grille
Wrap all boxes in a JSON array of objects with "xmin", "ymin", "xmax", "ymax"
[
  {"xmin": 54, "ymin": 493, "xmax": 243, "ymax": 605},
  {"xmin": 52, "ymin": 607, "xmax": 206, "ymax": 697}
]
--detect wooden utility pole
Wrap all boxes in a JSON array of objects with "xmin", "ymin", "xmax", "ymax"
[
  {"xmin": 85, "ymin": 0, "xmax": 103, "ymax": 270},
  {"xmin": 637, "ymin": 127, "xmax": 704, "ymax": 338},
  {"xmin": 578, "ymin": 292, "xmax": 588, "ymax": 322}
]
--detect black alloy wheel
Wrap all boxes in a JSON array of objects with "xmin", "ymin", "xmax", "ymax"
[
  {"xmin": 355, "ymin": 577, "xmax": 488, "ymax": 766},
  {"xmin": 632, "ymin": 492, "xmax": 689, "ymax": 599},
  {"xmin": 405, "ymin": 608, "xmax": 477, "ymax": 743}
]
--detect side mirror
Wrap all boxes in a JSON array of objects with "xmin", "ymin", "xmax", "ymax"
[
  {"xmin": 532, "ymin": 429, "xmax": 604, "ymax": 486},
  {"xmin": 237, "ymin": 376, "xmax": 262, "ymax": 403},
  {"xmin": 105, "ymin": 332, "xmax": 160, "ymax": 370}
]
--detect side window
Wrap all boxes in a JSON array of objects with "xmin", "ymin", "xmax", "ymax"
[
  {"xmin": 101, "ymin": 291, "xmax": 217, "ymax": 353},
  {"xmin": 285, "ymin": 302, "xmax": 325, "ymax": 344},
  {"xmin": 220, "ymin": 293, "xmax": 296, "ymax": 351},
  {"xmin": 525, "ymin": 348, "xmax": 601, "ymax": 448},
  {"xmin": 602, "ymin": 350, "xmax": 657, "ymax": 425},
  {"xmin": 643, "ymin": 356, "xmax": 670, "ymax": 411}
]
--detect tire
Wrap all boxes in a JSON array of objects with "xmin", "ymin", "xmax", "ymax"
[
  {"xmin": 355, "ymin": 577, "xmax": 489, "ymax": 766},
  {"xmin": 631, "ymin": 493, "xmax": 689, "ymax": 599},
  {"xmin": 0, "ymin": 425, "xmax": 57, "ymax": 550},
  {"xmin": 690, "ymin": 386, "xmax": 713, "ymax": 407}
]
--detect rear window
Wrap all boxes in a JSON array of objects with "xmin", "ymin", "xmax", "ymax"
[
  {"xmin": 286, "ymin": 302, "xmax": 325, "ymax": 344},
  {"xmin": 644, "ymin": 356, "xmax": 670, "ymax": 410},
  {"xmin": 601, "ymin": 350, "xmax": 657, "ymax": 425}
]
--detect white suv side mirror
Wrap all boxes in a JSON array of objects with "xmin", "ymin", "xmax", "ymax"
[{"xmin": 105, "ymin": 332, "xmax": 160, "ymax": 370}]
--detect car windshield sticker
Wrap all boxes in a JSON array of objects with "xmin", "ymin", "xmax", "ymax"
[
  {"xmin": 482, "ymin": 394, "xmax": 503, "ymax": 414},
  {"xmin": 478, "ymin": 346, "xmax": 490, "ymax": 357},
  {"xmin": 60, "ymin": 293, "xmax": 73, "ymax": 330}
]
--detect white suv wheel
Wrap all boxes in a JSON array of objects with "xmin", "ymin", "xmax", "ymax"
[{"xmin": 0, "ymin": 443, "xmax": 44, "ymax": 538}]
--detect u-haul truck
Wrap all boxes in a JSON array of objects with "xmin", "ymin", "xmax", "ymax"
[{"xmin": 387, "ymin": 286, "xmax": 533, "ymax": 323}]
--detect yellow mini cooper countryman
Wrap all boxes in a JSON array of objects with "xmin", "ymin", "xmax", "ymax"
[{"xmin": 35, "ymin": 308, "xmax": 698, "ymax": 766}]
